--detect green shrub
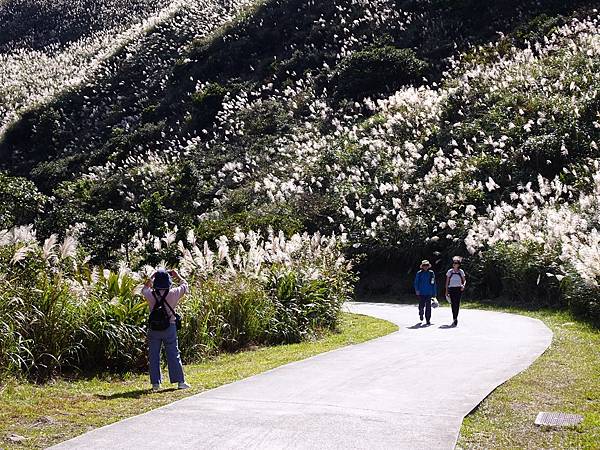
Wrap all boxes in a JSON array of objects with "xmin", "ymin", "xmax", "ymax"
[
  {"xmin": 81, "ymin": 209, "xmax": 142, "ymax": 266},
  {"xmin": 333, "ymin": 46, "xmax": 428, "ymax": 99},
  {"xmin": 0, "ymin": 238, "xmax": 89, "ymax": 380},
  {"xmin": 79, "ymin": 271, "xmax": 148, "ymax": 373},
  {"xmin": 564, "ymin": 275, "xmax": 600, "ymax": 327},
  {"xmin": 469, "ymin": 242, "xmax": 562, "ymax": 307},
  {"xmin": 265, "ymin": 265, "xmax": 349, "ymax": 343},
  {"xmin": 195, "ymin": 207, "xmax": 304, "ymax": 243},
  {"xmin": 0, "ymin": 173, "xmax": 48, "ymax": 229},
  {"xmin": 191, "ymin": 82, "xmax": 228, "ymax": 108},
  {"xmin": 178, "ymin": 277, "xmax": 273, "ymax": 358}
]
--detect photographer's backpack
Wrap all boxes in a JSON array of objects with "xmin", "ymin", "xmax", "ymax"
[{"xmin": 149, "ymin": 290, "xmax": 171, "ymax": 331}]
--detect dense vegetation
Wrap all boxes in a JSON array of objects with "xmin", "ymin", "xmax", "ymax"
[
  {"xmin": 0, "ymin": 226, "xmax": 352, "ymax": 380},
  {"xmin": 0, "ymin": 0, "xmax": 599, "ymax": 377}
]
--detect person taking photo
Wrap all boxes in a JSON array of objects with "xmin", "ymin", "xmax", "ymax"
[{"xmin": 143, "ymin": 268, "xmax": 191, "ymax": 391}]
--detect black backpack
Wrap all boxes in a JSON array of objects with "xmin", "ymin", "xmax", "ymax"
[{"xmin": 148, "ymin": 290, "xmax": 173, "ymax": 331}]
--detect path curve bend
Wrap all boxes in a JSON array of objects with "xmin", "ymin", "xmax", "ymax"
[{"xmin": 51, "ymin": 303, "xmax": 552, "ymax": 450}]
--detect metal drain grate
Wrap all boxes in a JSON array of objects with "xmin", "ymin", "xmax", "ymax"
[{"xmin": 535, "ymin": 412, "xmax": 583, "ymax": 427}]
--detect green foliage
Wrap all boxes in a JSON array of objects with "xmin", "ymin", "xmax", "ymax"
[
  {"xmin": 239, "ymin": 99, "xmax": 292, "ymax": 136},
  {"xmin": 79, "ymin": 271, "xmax": 148, "ymax": 373},
  {"xmin": 81, "ymin": 209, "xmax": 142, "ymax": 266},
  {"xmin": 333, "ymin": 46, "xmax": 428, "ymax": 99},
  {"xmin": 512, "ymin": 13, "xmax": 563, "ymax": 44},
  {"xmin": 178, "ymin": 277, "xmax": 273, "ymax": 356},
  {"xmin": 0, "ymin": 238, "xmax": 87, "ymax": 380},
  {"xmin": 190, "ymin": 82, "xmax": 230, "ymax": 128},
  {"xmin": 468, "ymin": 241, "xmax": 600, "ymax": 327},
  {"xmin": 194, "ymin": 197, "xmax": 304, "ymax": 242},
  {"xmin": 564, "ymin": 274, "xmax": 600, "ymax": 327},
  {"xmin": 139, "ymin": 192, "xmax": 171, "ymax": 235},
  {"xmin": 0, "ymin": 229, "xmax": 353, "ymax": 381},
  {"xmin": 191, "ymin": 82, "xmax": 228, "ymax": 107},
  {"xmin": 266, "ymin": 266, "xmax": 350, "ymax": 343},
  {"xmin": 0, "ymin": 173, "xmax": 48, "ymax": 229},
  {"xmin": 468, "ymin": 242, "xmax": 562, "ymax": 306}
]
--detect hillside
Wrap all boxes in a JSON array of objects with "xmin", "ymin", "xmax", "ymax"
[{"xmin": 0, "ymin": 0, "xmax": 599, "ymax": 323}]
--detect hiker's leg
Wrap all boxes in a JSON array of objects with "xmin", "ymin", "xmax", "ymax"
[
  {"xmin": 425, "ymin": 296, "xmax": 432, "ymax": 322},
  {"xmin": 418, "ymin": 295, "xmax": 426, "ymax": 318},
  {"xmin": 164, "ymin": 324, "xmax": 185, "ymax": 383},
  {"xmin": 450, "ymin": 287, "xmax": 462, "ymax": 320},
  {"xmin": 148, "ymin": 330, "xmax": 162, "ymax": 385}
]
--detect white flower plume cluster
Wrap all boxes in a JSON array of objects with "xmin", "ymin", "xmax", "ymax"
[
  {"xmin": 176, "ymin": 228, "xmax": 348, "ymax": 281},
  {"xmin": 186, "ymin": 12, "xmax": 600, "ymax": 286},
  {"xmin": 0, "ymin": 224, "xmax": 348, "ymax": 300},
  {"xmin": 466, "ymin": 164, "xmax": 600, "ymax": 286},
  {"xmin": 0, "ymin": 225, "xmax": 79, "ymax": 265},
  {"xmin": 66, "ymin": 0, "xmax": 415, "ymax": 216},
  {"xmin": 69, "ymin": 10, "xmax": 600, "ymax": 286},
  {"xmin": 192, "ymin": 14, "xmax": 598, "ymax": 247}
]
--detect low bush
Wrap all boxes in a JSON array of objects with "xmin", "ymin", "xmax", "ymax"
[
  {"xmin": 467, "ymin": 240, "xmax": 600, "ymax": 327},
  {"xmin": 564, "ymin": 274, "xmax": 600, "ymax": 327},
  {"xmin": 178, "ymin": 277, "xmax": 273, "ymax": 357},
  {"xmin": 333, "ymin": 46, "xmax": 428, "ymax": 100},
  {"xmin": 468, "ymin": 242, "xmax": 562, "ymax": 306},
  {"xmin": 0, "ymin": 173, "xmax": 48, "ymax": 229}
]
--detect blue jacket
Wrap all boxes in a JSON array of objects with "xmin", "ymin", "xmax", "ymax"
[{"xmin": 414, "ymin": 269, "xmax": 437, "ymax": 297}]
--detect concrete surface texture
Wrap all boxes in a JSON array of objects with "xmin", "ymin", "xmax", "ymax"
[{"xmin": 50, "ymin": 302, "xmax": 553, "ymax": 450}]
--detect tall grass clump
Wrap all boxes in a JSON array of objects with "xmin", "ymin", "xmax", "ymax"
[
  {"xmin": 176, "ymin": 228, "xmax": 353, "ymax": 357},
  {"xmin": 0, "ymin": 226, "xmax": 353, "ymax": 381}
]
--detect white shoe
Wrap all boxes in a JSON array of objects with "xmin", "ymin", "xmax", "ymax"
[
  {"xmin": 178, "ymin": 382, "xmax": 191, "ymax": 390},
  {"xmin": 152, "ymin": 384, "xmax": 161, "ymax": 392}
]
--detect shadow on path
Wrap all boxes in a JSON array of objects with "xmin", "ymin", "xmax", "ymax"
[
  {"xmin": 96, "ymin": 388, "xmax": 177, "ymax": 400},
  {"xmin": 407, "ymin": 322, "xmax": 435, "ymax": 329}
]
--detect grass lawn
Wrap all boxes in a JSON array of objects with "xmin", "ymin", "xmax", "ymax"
[
  {"xmin": 0, "ymin": 312, "xmax": 397, "ymax": 449},
  {"xmin": 457, "ymin": 301, "xmax": 600, "ymax": 450}
]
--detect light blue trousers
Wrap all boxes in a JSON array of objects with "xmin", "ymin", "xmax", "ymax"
[{"xmin": 148, "ymin": 324, "xmax": 185, "ymax": 385}]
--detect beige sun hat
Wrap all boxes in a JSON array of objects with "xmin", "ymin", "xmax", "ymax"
[{"xmin": 420, "ymin": 259, "xmax": 431, "ymax": 267}]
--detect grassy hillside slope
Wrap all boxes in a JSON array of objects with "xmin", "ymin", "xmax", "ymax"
[{"xmin": 0, "ymin": 0, "xmax": 599, "ymax": 323}]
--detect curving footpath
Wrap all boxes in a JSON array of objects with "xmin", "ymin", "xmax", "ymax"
[{"xmin": 50, "ymin": 303, "xmax": 552, "ymax": 450}]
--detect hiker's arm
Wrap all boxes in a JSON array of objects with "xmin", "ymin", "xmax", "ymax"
[
  {"xmin": 461, "ymin": 272, "xmax": 466, "ymax": 290},
  {"xmin": 144, "ymin": 271, "xmax": 156, "ymax": 288},
  {"xmin": 142, "ymin": 272, "xmax": 156, "ymax": 306},
  {"xmin": 169, "ymin": 269, "xmax": 187, "ymax": 284},
  {"xmin": 445, "ymin": 275, "xmax": 450, "ymax": 296},
  {"xmin": 169, "ymin": 270, "xmax": 189, "ymax": 298},
  {"xmin": 413, "ymin": 273, "xmax": 420, "ymax": 295}
]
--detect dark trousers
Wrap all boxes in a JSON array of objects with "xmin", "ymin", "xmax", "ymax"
[
  {"xmin": 449, "ymin": 287, "xmax": 463, "ymax": 320},
  {"xmin": 418, "ymin": 295, "xmax": 432, "ymax": 321}
]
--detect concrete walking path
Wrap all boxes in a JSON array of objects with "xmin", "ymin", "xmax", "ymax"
[{"xmin": 50, "ymin": 302, "xmax": 552, "ymax": 449}]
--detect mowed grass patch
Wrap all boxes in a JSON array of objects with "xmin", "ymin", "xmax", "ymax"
[
  {"xmin": 0, "ymin": 312, "xmax": 397, "ymax": 449},
  {"xmin": 458, "ymin": 302, "xmax": 600, "ymax": 450}
]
